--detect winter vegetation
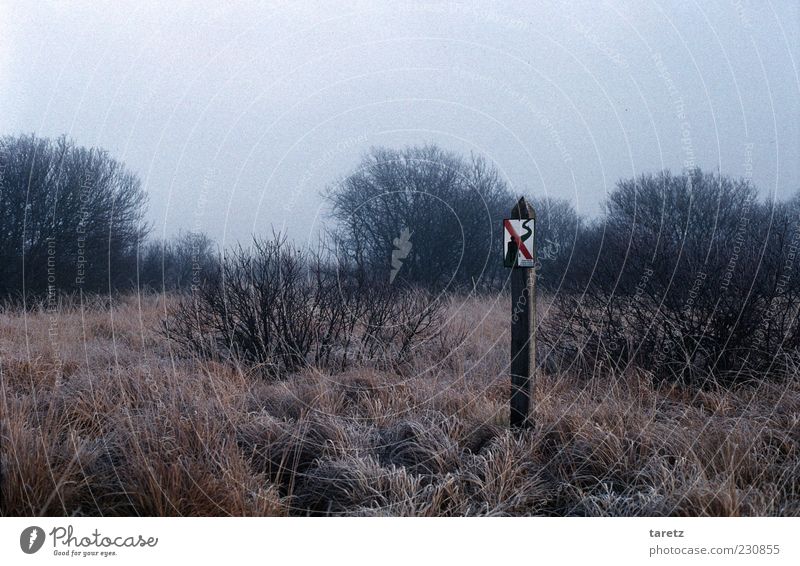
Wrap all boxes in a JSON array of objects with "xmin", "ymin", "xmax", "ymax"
[
  {"xmin": 1, "ymin": 294, "xmax": 797, "ymax": 516},
  {"xmin": 1, "ymin": 135, "xmax": 798, "ymax": 516}
]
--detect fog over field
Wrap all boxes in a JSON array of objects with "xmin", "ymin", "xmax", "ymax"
[{"xmin": 1, "ymin": 1, "xmax": 798, "ymax": 245}]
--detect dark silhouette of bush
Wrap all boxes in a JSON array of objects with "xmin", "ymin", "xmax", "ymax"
[
  {"xmin": 543, "ymin": 169, "xmax": 800, "ymax": 385},
  {"xmin": 527, "ymin": 196, "xmax": 582, "ymax": 292},
  {"xmin": 138, "ymin": 231, "xmax": 216, "ymax": 292},
  {"xmin": 163, "ymin": 234, "xmax": 445, "ymax": 377},
  {"xmin": 0, "ymin": 134, "xmax": 148, "ymax": 299}
]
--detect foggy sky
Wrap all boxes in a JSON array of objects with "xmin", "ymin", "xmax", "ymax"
[{"xmin": 1, "ymin": 0, "xmax": 798, "ymax": 247}]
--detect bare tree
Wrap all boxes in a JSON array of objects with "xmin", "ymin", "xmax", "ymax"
[
  {"xmin": 0, "ymin": 134, "xmax": 148, "ymax": 299},
  {"xmin": 324, "ymin": 145, "xmax": 512, "ymax": 290}
]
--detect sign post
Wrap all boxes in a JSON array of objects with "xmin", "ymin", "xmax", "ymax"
[{"xmin": 503, "ymin": 197, "xmax": 536, "ymax": 429}]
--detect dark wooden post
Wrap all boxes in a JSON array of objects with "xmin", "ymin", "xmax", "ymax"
[{"xmin": 510, "ymin": 197, "xmax": 535, "ymax": 429}]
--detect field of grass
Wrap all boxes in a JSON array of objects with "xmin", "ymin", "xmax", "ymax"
[{"xmin": 1, "ymin": 294, "xmax": 798, "ymax": 516}]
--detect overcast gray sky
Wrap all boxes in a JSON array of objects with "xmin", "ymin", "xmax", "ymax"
[{"xmin": 1, "ymin": 0, "xmax": 798, "ymax": 246}]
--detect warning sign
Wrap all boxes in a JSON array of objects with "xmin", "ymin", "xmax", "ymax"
[{"xmin": 503, "ymin": 219, "xmax": 535, "ymax": 268}]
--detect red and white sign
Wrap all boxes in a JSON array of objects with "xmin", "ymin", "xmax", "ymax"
[{"xmin": 503, "ymin": 219, "xmax": 535, "ymax": 268}]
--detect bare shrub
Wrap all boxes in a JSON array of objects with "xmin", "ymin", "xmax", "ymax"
[
  {"xmin": 162, "ymin": 235, "xmax": 445, "ymax": 377},
  {"xmin": 543, "ymin": 169, "xmax": 800, "ymax": 386}
]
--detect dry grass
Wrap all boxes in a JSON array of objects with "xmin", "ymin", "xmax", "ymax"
[{"xmin": 0, "ymin": 294, "xmax": 798, "ymax": 516}]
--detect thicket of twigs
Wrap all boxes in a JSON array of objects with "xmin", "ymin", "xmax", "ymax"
[
  {"xmin": 162, "ymin": 236, "xmax": 445, "ymax": 377},
  {"xmin": 542, "ymin": 170, "xmax": 800, "ymax": 387}
]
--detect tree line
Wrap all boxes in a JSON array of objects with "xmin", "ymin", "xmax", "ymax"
[
  {"xmin": 0, "ymin": 134, "xmax": 216, "ymax": 301},
  {"xmin": 0, "ymin": 134, "xmax": 578, "ymax": 299},
  {"xmin": 2, "ymin": 133, "xmax": 798, "ymax": 384},
  {"xmin": 545, "ymin": 170, "xmax": 800, "ymax": 385}
]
